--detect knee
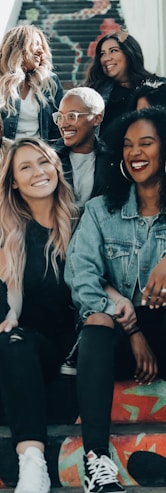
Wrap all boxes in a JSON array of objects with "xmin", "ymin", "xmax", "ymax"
[
  {"xmin": 84, "ymin": 313, "xmax": 114, "ymax": 328},
  {"xmin": 0, "ymin": 327, "xmax": 25, "ymax": 355},
  {"xmin": 8, "ymin": 327, "xmax": 24, "ymax": 343}
]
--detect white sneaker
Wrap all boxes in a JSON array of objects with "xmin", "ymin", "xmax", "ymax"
[{"xmin": 15, "ymin": 446, "xmax": 51, "ymax": 493}]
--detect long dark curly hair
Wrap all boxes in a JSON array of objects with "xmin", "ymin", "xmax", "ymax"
[{"xmin": 104, "ymin": 106, "xmax": 166, "ymax": 212}]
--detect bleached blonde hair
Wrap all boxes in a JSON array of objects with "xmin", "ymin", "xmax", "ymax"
[
  {"xmin": 0, "ymin": 137, "xmax": 78, "ymax": 291},
  {"xmin": 0, "ymin": 24, "xmax": 57, "ymax": 114}
]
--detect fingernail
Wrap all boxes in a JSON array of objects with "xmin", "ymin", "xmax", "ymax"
[
  {"xmin": 141, "ymin": 299, "xmax": 146, "ymax": 306},
  {"xmin": 142, "ymin": 287, "xmax": 146, "ymax": 292},
  {"xmin": 149, "ymin": 305, "xmax": 154, "ymax": 310},
  {"xmin": 5, "ymin": 327, "xmax": 12, "ymax": 333},
  {"xmin": 162, "ymin": 303, "xmax": 166, "ymax": 307},
  {"xmin": 155, "ymin": 305, "xmax": 159, "ymax": 309}
]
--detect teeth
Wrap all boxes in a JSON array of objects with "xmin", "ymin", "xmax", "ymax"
[
  {"xmin": 63, "ymin": 131, "xmax": 76, "ymax": 136},
  {"xmin": 32, "ymin": 180, "xmax": 48, "ymax": 186},
  {"xmin": 131, "ymin": 161, "xmax": 148, "ymax": 169},
  {"xmin": 106, "ymin": 65, "xmax": 115, "ymax": 69}
]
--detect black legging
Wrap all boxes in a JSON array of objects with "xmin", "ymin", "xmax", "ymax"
[
  {"xmin": 77, "ymin": 307, "xmax": 166, "ymax": 454},
  {"xmin": 0, "ymin": 326, "xmax": 75, "ymax": 447}
]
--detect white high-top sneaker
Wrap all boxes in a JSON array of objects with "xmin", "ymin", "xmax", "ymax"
[{"xmin": 15, "ymin": 446, "xmax": 51, "ymax": 493}]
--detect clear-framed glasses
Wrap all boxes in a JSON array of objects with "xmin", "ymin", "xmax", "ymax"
[{"xmin": 52, "ymin": 111, "xmax": 93, "ymax": 126}]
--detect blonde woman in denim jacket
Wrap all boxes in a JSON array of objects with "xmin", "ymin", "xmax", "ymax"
[
  {"xmin": 0, "ymin": 25, "xmax": 63, "ymax": 144},
  {"xmin": 65, "ymin": 107, "xmax": 166, "ymax": 493}
]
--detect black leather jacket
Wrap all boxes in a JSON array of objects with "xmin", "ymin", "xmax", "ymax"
[{"xmin": 54, "ymin": 136, "xmax": 112, "ymax": 207}]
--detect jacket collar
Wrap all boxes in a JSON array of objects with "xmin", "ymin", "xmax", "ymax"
[
  {"xmin": 122, "ymin": 184, "xmax": 166, "ymax": 218},
  {"xmin": 55, "ymin": 135, "xmax": 108, "ymax": 156},
  {"xmin": 122, "ymin": 185, "xmax": 139, "ymax": 219}
]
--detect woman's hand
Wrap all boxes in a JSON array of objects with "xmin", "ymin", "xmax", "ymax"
[
  {"xmin": 0, "ymin": 320, "xmax": 13, "ymax": 333},
  {"xmin": 114, "ymin": 297, "xmax": 137, "ymax": 330},
  {"xmin": 141, "ymin": 256, "xmax": 166, "ymax": 309},
  {"xmin": 130, "ymin": 331, "xmax": 158, "ymax": 384}
]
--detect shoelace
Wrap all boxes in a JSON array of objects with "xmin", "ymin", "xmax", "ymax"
[
  {"xmin": 88, "ymin": 455, "xmax": 119, "ymax": 485},
  {"xmin": 18, "ymin": 454, "xmax": 47, "ymax": 490}
]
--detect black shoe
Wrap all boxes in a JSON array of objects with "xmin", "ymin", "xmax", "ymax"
[
  {"xmin": 59, "ymin": 359, "xmax": 77, "ymax": 376},
  {"xmin": 127, "ymin": 451, "xmax": 166, "ymax": 487},
  {"xmin": 59, "ymin": 338, "xmax": 79, "ymax": 375},
  {"xmin": 84, "ymin": 450, "xmax": 126, "ymax": 493}
]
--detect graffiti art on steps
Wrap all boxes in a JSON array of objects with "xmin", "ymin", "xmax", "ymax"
[
  {"xmin": 22, "ymin": 0, "xmax": 126, "ymax": 86},
  {"xmin": 58, "ymin": 379, "xmax": 166, "ymax": 487}
]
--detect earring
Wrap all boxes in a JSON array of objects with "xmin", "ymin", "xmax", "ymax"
[{"xmin": 120, "ymin": 160, "xmax": 133, "ymax": 182}]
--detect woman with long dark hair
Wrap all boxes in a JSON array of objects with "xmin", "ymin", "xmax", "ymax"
[{"xmin": 83, "ymin": 31, "xmax": 164, "ymax": 138}]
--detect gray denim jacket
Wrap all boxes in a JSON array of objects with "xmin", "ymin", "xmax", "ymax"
[{"xmin": 65, "ymin": 185, "xmax": 166, "ymax": 321}]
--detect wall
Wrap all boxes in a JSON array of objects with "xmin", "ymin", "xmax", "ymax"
[
  {"xmin": 120, "ymin": 0, "xmax": 165, "ymax": 77},
  {"xmin": 0, "ymin": 0, "xmax": 22, "ymax": 43}
]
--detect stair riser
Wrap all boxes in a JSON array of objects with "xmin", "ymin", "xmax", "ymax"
[{"xmin": 0, "ymin": 427, "xmax": 166, "ymax": 488}]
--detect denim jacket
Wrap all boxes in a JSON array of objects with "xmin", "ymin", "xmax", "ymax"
[
  {"xmin": 64, "ymin": 185, "xmax": 166, "ymax": 321},
  {"xmin": 2, "ymin": 72, "xmax": 63, "ymax": 143}
]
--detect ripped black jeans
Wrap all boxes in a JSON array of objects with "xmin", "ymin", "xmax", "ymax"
[
  {"xmin": 77, "ymin": 307, "xmax": 166, "ymax": 454},
  {"xmin": 0, "ymin": 326, "xmax": 72, "ymax": 447}
]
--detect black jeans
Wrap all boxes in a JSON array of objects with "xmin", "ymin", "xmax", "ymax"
[
  {"xmin": 77, "ymin": 307, "xmax": 166, "ymax": 454},
  {"xmin": 0, "ymin": 326, "xmax": 75, "ymax": 447}
]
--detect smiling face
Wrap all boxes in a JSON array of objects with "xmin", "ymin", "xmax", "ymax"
[
  {"xmin": 12, "ymin": 145, "xmax": 58, "ymax": 205},
  {"xmin": 23, "ymin": 32, "xmax": 44, "ymax": 71},
  {"xmin": 58, "ymin": 94, "xmax": 102, "ymax": 153},
  {"xmin": 99, "ymin": 38, "xmax": 129, "ymax": 85},
  {"xmin": 123, "ymin": 119, "xmax": 161, "ymax": 186}
]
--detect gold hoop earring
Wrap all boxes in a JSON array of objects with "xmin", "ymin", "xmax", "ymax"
[{"xmin": 120, "ymin": 160, "xmax": 133, "ymax": 182}]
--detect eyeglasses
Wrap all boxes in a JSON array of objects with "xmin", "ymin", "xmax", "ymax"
[{"xmin": 52, "ymin": 111, "xmax": 93, "ymax": 126}]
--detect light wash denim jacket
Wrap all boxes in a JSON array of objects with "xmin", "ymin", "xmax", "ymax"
[
  {"xmin": 65, "ymin": 185, "xmax": 166, "ymax": 322},
  {"xmin": 2, "ymin": 73, "xmax": 63, "ymax": 143}
]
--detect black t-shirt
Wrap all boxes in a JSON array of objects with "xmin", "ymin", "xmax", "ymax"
[{"xmin": 18, "ymin": 220, "xmax": 75, "ymax": 340}]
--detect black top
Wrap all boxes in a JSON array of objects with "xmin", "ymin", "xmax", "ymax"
[
  {"xmin": 0, "ymin": 220, "xmax": 75, "ymax": 340},
  {"xmin": 99, "ymin": 83, "xmax": 134, "ymax": 138}
]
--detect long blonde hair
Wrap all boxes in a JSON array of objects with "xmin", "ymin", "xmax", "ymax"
[
  {"xmin": 0, "ymin": 137, "xmax": 78, "ymax": 291},
  {"xmin": 0, "ymin": 25, "xmax": 57, "ymax": 114}
]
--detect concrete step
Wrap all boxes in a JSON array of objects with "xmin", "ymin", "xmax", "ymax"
[
  {"xmin": 1, "ymin": 422, "xmax": 166, "ymax": 488},
  {"xmin": 0, "ymin": 377, "xmax": 166, "ymax": 488},
  {"xmin": 2, "ymin": 488, "xmax": 166, "ymax": 492},
  {"xmin": 1, "ymin": 485, "xmax": 166, "ymax": 492},
  {"xmin": 20, "ymin": 5, "xmax": 120, "ymax": 14}
]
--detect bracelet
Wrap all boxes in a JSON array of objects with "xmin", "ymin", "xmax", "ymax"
[{"xmin": 127, "ymin": 327, "xmax": 141, "ymax": 337}]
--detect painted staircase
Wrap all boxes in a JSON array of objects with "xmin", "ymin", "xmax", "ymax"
[
  {"xmin": 1, "ymin": 2, "xmax": 165, "ymax": 490},
  {"xmin": 17, "ymin": 0, "xmax": 126, "ymax": 89},
  {"xmin": 0, "ymin": 376, "xmax": 166, "ymax": 489}
]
